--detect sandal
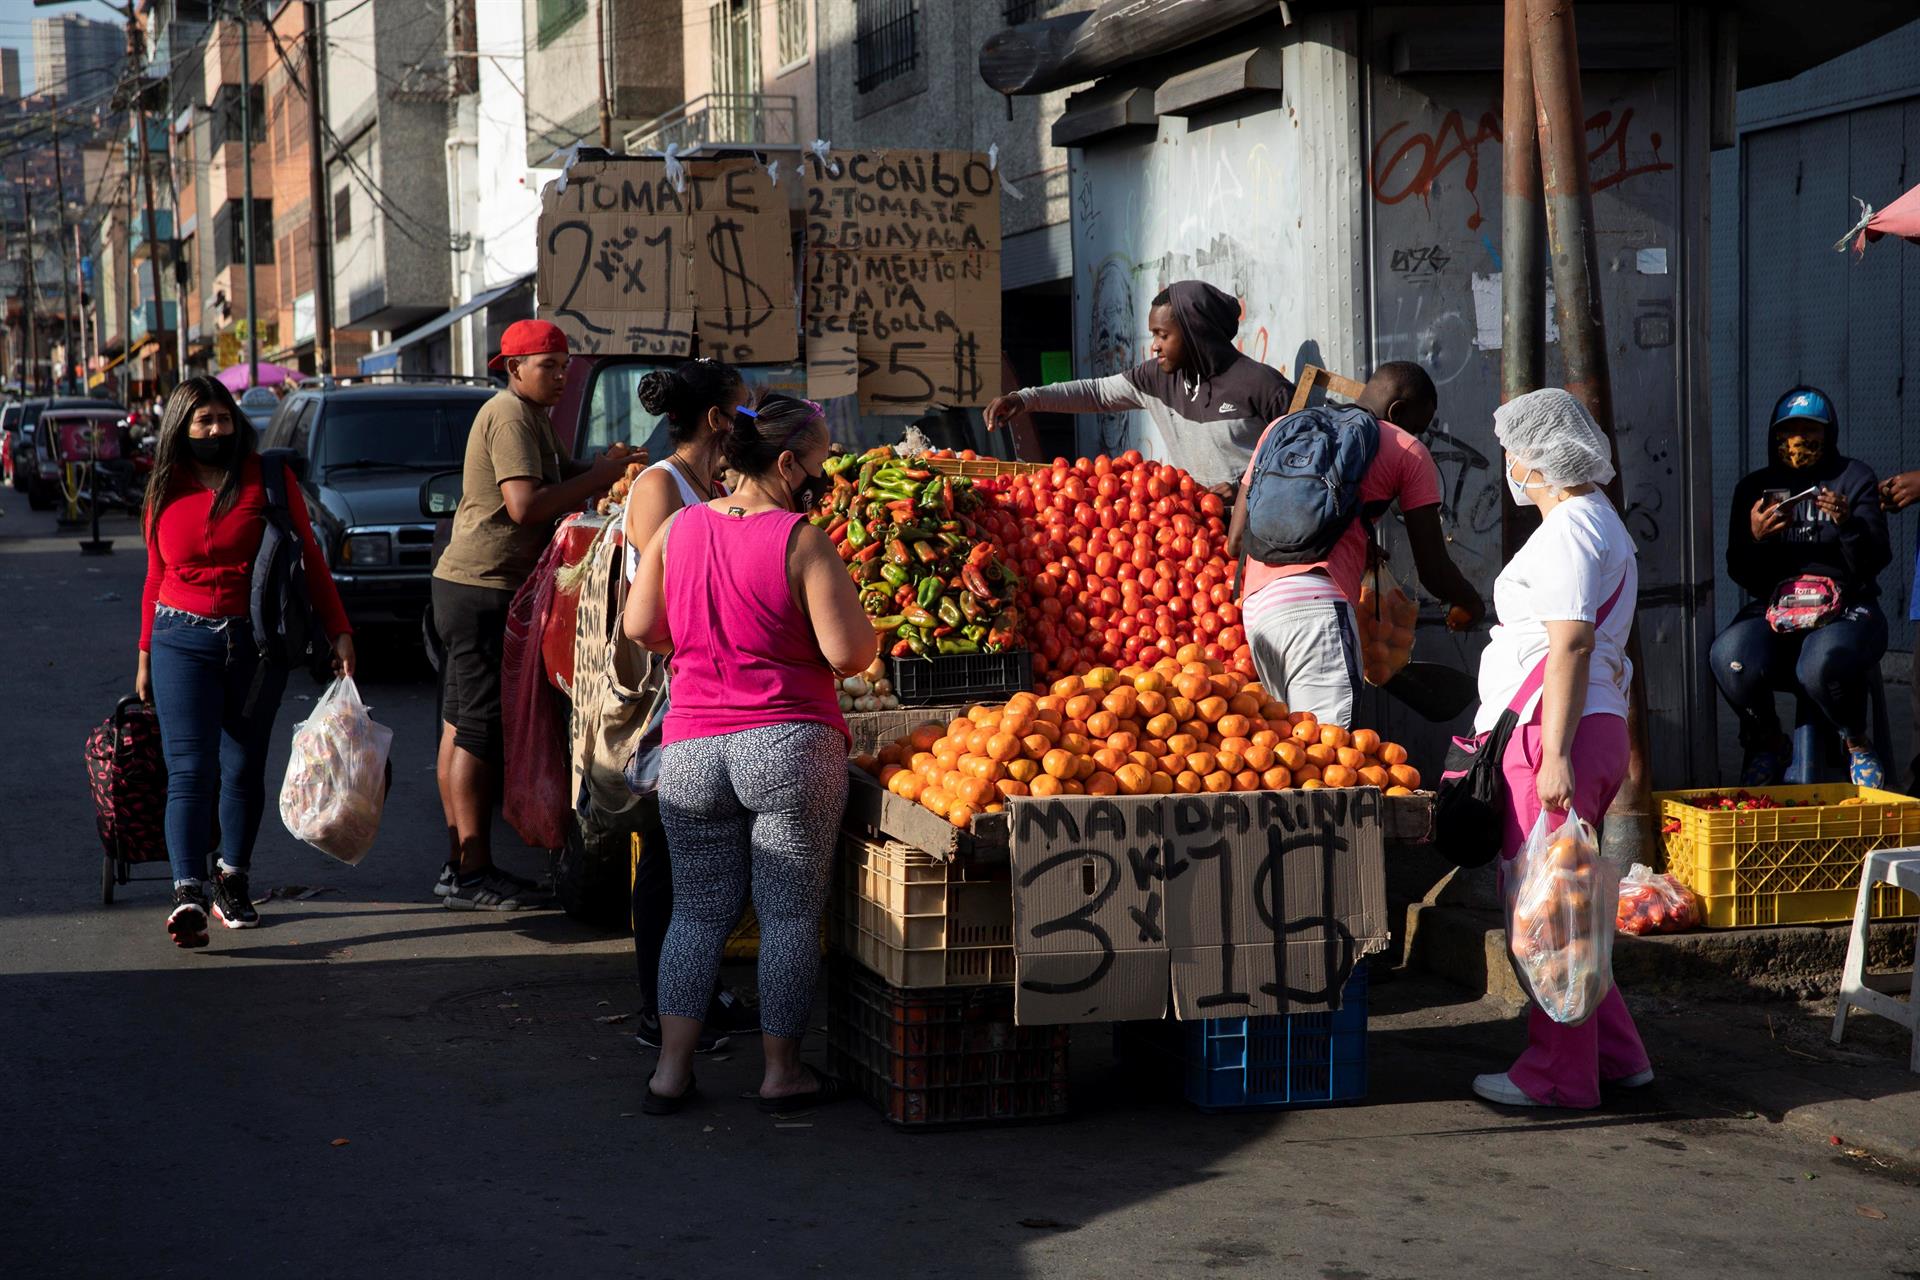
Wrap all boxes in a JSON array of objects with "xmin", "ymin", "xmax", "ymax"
[
  {"xmin": 641, "ymin": 1072, "xmax": 698, "ymax": 1116},
  {"xmin": 757, "ymin": 1064, "xmax": 849, "ymax": 1115}
]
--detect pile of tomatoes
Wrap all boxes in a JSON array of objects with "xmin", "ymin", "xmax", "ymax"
[{"xmin": 972, "ymin": 452, "xmax": 1247, "ymax": 684}]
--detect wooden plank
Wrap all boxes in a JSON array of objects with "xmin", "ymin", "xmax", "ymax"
[{"xmin": 1287, "ymin": 364, "xmax": 1367, "ymax": 415}]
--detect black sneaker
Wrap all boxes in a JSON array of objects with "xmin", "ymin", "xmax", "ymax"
[
  {"xmin": 631, "ymin": 1011, "xmax": 731, "ymax": 1054},
  {"xmin": 211, "ymin": 868, "xmax": 260, "ymax": 929},
  {"xmin": 433, "ymin": 862, "xmax": 457, "ymax": 899},
  {"xmin": 167, "ymin": 883, "xmax": 210, "ymax": 949},
  {"xmin": 443, "ymin": 867, "xmax": 551, "ymax": 912},
  {"xmin": 708, "ymin": 988, "xmax": 760, "ymax": 1038}
]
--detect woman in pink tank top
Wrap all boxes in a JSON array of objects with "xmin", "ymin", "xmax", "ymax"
[{"xmin": 622, "ymin": 393, "xmax": 876, "ymax": 1116}]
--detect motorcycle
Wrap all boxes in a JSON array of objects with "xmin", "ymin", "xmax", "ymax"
[{"xmin": 72, "ymin": 421, "xmax": 154, "ymax": 518}]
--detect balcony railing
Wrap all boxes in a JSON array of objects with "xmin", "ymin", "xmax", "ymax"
[
  {"xmin": 625, "ymin": 93, "xmax": 798, "ymax": 153},
  {"xmin": 130, "ymin": 301, "xmax": 179, "ymax": 343},
  {"xmin": 129, "ymin": 210, "xmax": 176, "ymax": 263}
]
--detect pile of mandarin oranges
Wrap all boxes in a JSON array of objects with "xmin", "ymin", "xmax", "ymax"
[{"xmin": 855, "ymin": 644, "xmax": 1422, "ymax": 831}]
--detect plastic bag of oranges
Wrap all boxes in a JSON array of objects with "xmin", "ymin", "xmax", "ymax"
[
  {"xmin": 1356, "ymin": 561, "xmax": 1420, "ymax": 686},
  {"xmin": 1503, "ymin": 811, "xmax": 1619, "ymax": 1025}
]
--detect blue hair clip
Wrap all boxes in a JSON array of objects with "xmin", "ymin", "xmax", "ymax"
[{"xmin": 734, "ymin": 405, "xmax": 759, "ymax": 420}]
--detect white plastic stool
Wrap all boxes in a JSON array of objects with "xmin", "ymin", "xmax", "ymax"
[{"xmin": 1830, "ymin": 848, "xmax": 1920, "ymax": 1074}]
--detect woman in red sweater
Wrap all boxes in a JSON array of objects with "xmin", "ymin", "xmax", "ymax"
[{"xmin": 135, "ymin": 375, "xmax": 354, "ymax": 947}]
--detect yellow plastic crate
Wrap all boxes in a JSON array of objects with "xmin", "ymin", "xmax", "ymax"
[{"xmin": 1657, "ymin": 784, "xmax": 1920, "ymax": 927}]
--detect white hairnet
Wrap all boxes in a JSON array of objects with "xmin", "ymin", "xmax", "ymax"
[{"xmin": 1492, "ymin": 388, "xmax": 1618, "ymax": 488}]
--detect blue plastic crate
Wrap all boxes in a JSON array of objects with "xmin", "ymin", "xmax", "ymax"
[{"xmin": 1121, "ymin": 964, "xmax": 1369, "ymax": 1112}]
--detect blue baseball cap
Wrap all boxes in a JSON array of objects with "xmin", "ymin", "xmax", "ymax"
[{"xmin": 1771, "ymin": 386, "xmax": 1836, "ymax": 429}]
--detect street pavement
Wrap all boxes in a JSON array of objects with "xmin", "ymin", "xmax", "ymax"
[{"xmin": 4, "ymin": 489, "xmax": 1919, "ymax": 1280}]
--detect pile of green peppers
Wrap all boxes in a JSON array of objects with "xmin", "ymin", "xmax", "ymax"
[{"xmin": 812, "ymin": 449, "xmax": 1023, "ymax": 659}]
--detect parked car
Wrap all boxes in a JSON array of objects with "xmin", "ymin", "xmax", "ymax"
[
  {"xmin": 237, "ymin": 385, "xmax": 280, "ymax": 433},
  {"xmin": 17, "ymin": 396, "xmax": 128, "ymax": 510},
  {"xmin": 259, "ymin": 379, "xmax": 497, "ymax": 631}
]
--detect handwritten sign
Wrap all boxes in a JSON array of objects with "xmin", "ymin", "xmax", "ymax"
[
  {"xmin": 537, "ymin": 157, "xmax": 795, "ymax": 363},
  {"xmin": 1010, "ymin": 789, "xmax": 1390, "ymax": 1025},
  {"xmin": 803, "ymin": 149, "xmax": 1001, "ymax": 411}
]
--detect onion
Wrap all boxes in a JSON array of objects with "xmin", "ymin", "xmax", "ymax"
[
  {"xmin": 864, "ymin": 658, "xmax": 886, "ymax": 681},
  {"xmin": 853, "ymin": 694, "xmax": 880, "ymax": 713},
  {"xmin": 842, "ymin": 675, "xmax": 871, "ymax": 698},
  {"xmin": 874, "ymin": 678, "xmax": 892, "ymax": 695},
  {"xmin": 877, "ymin": 694, "xmax": 899, "ymax": 711},
  {"xmin": 837, "ymin": 692, "xmax": 854, "ymax": 712}
]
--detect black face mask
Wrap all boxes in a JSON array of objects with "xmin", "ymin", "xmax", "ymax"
[
  {"xmin": 792, "ymin": 468, "xmax": 832, "ymax": 514},
  {"xmin": 186, "ymin": 433, "xmax": 237, "ymax": 467}
]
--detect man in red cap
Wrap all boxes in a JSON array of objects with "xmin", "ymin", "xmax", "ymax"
[{"xmin": 431, "ymin": 320, "xmax": 635, "ymax": 909}]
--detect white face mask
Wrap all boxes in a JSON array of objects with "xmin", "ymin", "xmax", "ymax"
[{"xmin": 1505, "ymin": 458, "xmax": 1544, "ymax": 508}]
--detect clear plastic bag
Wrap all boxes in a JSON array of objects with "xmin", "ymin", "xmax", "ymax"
[
  {"xmin": 1356, "ymin": 560, "xmax": 1419, "ymax": 686},
  {"xmin": 1615, "ymin": 863, "xmax": 1702, "ymax": 935},
  {"xmin": 1504, "ymin": 810, "xmax": 1619, "ymax": 1025},
  {"xmin": 279, "ymin": 676, "xmax": 393, "ymax": 865}
]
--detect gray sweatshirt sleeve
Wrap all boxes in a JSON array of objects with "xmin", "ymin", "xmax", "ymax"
[{"xmin": 1015, "ymin": 375, "xmax": 1143, "ymax": 415}]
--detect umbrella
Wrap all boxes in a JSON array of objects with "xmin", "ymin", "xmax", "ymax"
[
  {"xmin": 215, "ymin": 361, "xmax": 301, "ymax": 391},
  {"xmin": 1835, "ymin": 184, "xmax": 1920, "ymax": 254}
]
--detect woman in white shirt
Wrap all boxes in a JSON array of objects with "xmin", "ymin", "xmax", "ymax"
[
  {"xmin": 622, "ymin": 360, "xmax": 754, "ymax": 1053},
  {"xmin": 1470, "ymin": 388, "xmax": 1654, "ymax": 1111}
]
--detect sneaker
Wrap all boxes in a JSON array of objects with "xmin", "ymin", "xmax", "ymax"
[
  {"xmin": 1471, "ymin": 1072, "xmax": 1548, "ymax": 1108},
  {"xmin": 211, "ymin": 867, "xmax": 259, "ymax": 929},
  {"xmin": 166, "ymin": 883, "xmax": 210, "ymax": 949},
  {"xmin": 708, "ymin": 987, "xmax": 760, "ymax": 1038},
  {"xmin": 631, "ymin": 1011, "xmax": 731, "ymax": 1054},
  {"xmin": 432, "ymin": 862, "xmax": 457, "ymax": 898},
  {"xmin": 443, "ymin": 867, "xmax": 551, "ymax": 912}
]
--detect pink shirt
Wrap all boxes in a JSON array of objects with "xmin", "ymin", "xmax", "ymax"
[
  {"xmin": 1240, "ymin": 419, "xmax": 1443, "ymax": 606},
  {"xmin": 660, "ymin": 503, "xmax": 847, "ymax": 745}
]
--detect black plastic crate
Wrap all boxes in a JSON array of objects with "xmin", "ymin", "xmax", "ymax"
[
  {"xmin": 825, "ymin": 959, "xmax": 1069, "ymax": 1129},
  {"xmin": 886, "ymin": 651, "xmax": 1032, "ymax": 707}
]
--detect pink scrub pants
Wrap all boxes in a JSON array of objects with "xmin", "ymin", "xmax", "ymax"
[{"xmin": 1499, "ymin": 712, "xmax": 1651, "ymax": 1109}]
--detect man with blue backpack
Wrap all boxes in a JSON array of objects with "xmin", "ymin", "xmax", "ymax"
[{"xmin": 1230, "ymin": 362, "xmax": 1483, "ymax": 726}]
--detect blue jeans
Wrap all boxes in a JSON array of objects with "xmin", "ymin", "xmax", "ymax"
[
  {"xmin": 1709, "ymin": 604, "xmax": 1887, "ymax": 749},
  {"xmin": 148, "ymin": 610, "xmax": 289, "ymax": 884}
]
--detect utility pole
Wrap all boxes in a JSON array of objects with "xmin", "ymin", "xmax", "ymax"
[
  {"xmin": 237, "ymin": 0, "xmax": 259, "ymax": 387},
  {"xmin": 22, "ymin": 166, "xmax": 38, "ymax": 395},
  {"xmin": 1499, "ymin": 0, "xmax": 1545, "ymax": 562},
  {"xmin": 51, "ymin": 115, "xmax": 77, "ymax": 395},
  {"xmin": 596, "ymin": 1, "xmax": 613, "ymax": 148},
  {"xmin": 304, "ymin": 0, "xmax": 333, "ymax": 376},
  {"xmin": 127, "ymin": 10, "xmax": 171, "ymax": 396},
  {"xmin": 1526, "ymin": 0, "xmax": 1654, "ymax": 867}
]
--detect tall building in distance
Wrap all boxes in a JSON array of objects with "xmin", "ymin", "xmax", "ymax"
[
  {"xmin": 33, "ymin": 14, "xmax": 123, "ymax": 101},
  {"xmin": 0, "ymin": 47, "xmax": 22, "ymax": 101}
]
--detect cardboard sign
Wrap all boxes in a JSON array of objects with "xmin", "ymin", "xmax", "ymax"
[
  {"xmin": 803, "ymin": 149, "xmax": 1001, "ymax": 411},
  {"xmin": 537, "ymin": 158, "xmax": 795, "ymax": 363},
  {"xmin": 1010, "ymin": 789, "xmax": 1390, "ymax": 1026}
]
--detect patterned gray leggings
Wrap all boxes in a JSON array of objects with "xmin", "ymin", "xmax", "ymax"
[{"xmin": 655, "ymin": 722, "xmax": 847, "ymax": 1039}]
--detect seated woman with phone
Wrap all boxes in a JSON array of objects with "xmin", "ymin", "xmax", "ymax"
[{"xmin": 1710, "ymin": 387, "xmax": 1892, "ymax": 786}]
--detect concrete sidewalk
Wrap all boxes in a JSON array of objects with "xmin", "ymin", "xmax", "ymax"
[{"xmin": 1405, "ymin": 899, "xmax": 1920, "ymax": 1165}]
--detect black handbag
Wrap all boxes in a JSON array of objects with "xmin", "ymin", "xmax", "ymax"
[{"xmin": 1433, "ymin": 576, "xmax": 1627, "ymax": 869}]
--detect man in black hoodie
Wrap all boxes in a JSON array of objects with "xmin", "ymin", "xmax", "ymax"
[
  {"xmin": 985, "ymin": 281, "xmax": 1294, "ymax": 491},
  {"xmin": 1711, "ymin": 386, "xmax": 1892, "ymax": 787}
]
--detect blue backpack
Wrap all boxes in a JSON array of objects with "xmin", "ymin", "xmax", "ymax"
[{"xmin": 1241, "ymin": 404, "xmax": 1381, "ymax": 566}]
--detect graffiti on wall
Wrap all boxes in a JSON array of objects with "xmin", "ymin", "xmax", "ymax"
[{"xmin": 1369, "ymin": 106, "xmax": 1674, "ymax": 231}]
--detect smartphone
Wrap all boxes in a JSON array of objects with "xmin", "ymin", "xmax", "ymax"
[{"xmin": 1762, "ymin": 486, "xmax": 1819, "ymax": 508}]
